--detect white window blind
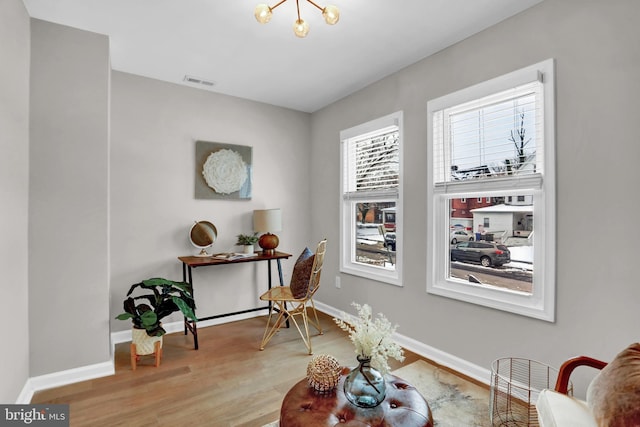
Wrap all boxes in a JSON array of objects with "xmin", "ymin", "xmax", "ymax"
[
  {"xmin": 433, "ymin": 80, "xmax": 544, "ymax": 188},
  {"xmin": 344, "ymin": 125, "xmax": 399, "ymax": 199}
]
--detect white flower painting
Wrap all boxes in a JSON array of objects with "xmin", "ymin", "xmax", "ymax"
[
  {"xmin": 195, "ymin": 141, "xmax": 252, "ymax": 200},
  {"xmin": 202, "ymin": 149, "xmax": 247, "ymax": 194}
]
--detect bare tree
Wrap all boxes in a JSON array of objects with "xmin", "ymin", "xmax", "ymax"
[
  {"xmin": 356, "ymin": 133, "xmax": 399, "ymax": 191},
  {"xmin": 508, "ymin": 111, "xmax": 532, "ymax": 171}
]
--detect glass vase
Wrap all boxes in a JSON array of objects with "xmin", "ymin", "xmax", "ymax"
[{"xmin": 343, "ymin": 355, "xmax": 386, "ymax": 408}]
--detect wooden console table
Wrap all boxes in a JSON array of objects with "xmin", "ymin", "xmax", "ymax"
[{"xmin": 178, "ymin": 251, "xmax": 292, "ymax": 349}]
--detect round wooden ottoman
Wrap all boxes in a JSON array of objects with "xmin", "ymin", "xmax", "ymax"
[{"xmin": 280, "ymin": 367, "xmax": 433, "ymax": 427}]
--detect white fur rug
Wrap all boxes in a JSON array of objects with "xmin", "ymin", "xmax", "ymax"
[{"xmin": 263, "ymin": 360, "xmax": 490, "ymax": 427}]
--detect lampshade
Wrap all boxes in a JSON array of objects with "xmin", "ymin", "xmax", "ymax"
[
  {"xmin": 254, "ymin": 209, "xmax": 282, "ymax": 254},
  {"xmin": 254, "ymin": 208, "xmax": 282, "ymax": 233}
]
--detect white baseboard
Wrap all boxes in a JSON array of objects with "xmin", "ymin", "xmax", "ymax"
[
  {"xmin": 315, "ymin": 300, "xmax": 492, "ymax": 387},
  {"xmin": 392, "ymin": 333, "xmax": 492, "ymax": 386},
  {"xmin": 18, "ymin": 310, "xmax": 266, "ymax": 402},
  {"xmin": 17, "ymin": 361, "xmax": 114, "ymax": 404},
  {"xmin": 111, "ymin": 310, "xmax": 266, "ymax": 344},
  {"xmin": 20, "ymin": 302, "xmax": 490, "ymax": 403}
]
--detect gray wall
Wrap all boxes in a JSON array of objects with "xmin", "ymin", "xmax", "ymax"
[
  {"xmin": 29, "ymin": 19, "xmax": 111, "ymax": 376},
  {"xmin": 311, "ymin": 0, "xmax": 640, "ymax": 389},
  {"xmin": 0, "ymin": 0, "xmax": 30, "ymax": 403},
  {"xmin": 7, "ymin": 0, "xmax": 640, "ymax": 401},
  {"xmin": 109, "ymin": 72, "xmax": 312, "ymax": 334}
]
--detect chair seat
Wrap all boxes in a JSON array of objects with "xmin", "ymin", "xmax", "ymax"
[
  {"xmin": 536, "ymin": 389, "xmax": 597, "ymax": 427},
  {"xmin": 260, "ymin": 286, "xmax": 302, "ymax": 302}
]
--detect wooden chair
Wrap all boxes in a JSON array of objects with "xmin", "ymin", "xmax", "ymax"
[
  {"xmin": 259, "ymin": 239, "xmax": 327, "ymax": 354},
  {"xmin": 536, "ymin": 356, "xmax": 607, "ymax": 426}
]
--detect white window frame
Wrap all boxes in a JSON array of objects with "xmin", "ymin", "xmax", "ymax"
[
  {"xmin": 427, "ymin": 59, "xmax": 555, "ymax": 321},
  {"xmin": 340, "ymin": 111, "xmax": 403, "ymax": 286}
]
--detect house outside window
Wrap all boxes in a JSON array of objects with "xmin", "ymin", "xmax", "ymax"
[
  {"xmin": 427, "ymin": 59, "xmax": 556, "ymax": 321},
  {"xmin": 340, "ymin": 112, "xmax": 403, "ymax": 286}
]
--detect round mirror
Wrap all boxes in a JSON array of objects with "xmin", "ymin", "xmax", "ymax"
[{"xmin": 190, "ymin": 221, "xmax": 217, "ymax": 256}]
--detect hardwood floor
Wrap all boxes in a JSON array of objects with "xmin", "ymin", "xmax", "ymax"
[{"xmin": 31, "ymin": 311, "xmax": 447, "ymax": 426}]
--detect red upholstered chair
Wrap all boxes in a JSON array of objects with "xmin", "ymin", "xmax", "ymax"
[
  {"xmin": 259, "ymin": 239, "xmax": 327, "ymax": 354},
  {"xmin": 536, "ymin": 356, "xmax": 606, "ymax": 427},
  {"xmin": 537, "ymin": 343, "xmax": 640, "ymax": 427}
]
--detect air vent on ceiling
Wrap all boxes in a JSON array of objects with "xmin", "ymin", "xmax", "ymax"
[{"xmin": 183, "ymin": 75, "xmax": 215, "ymax": 87}]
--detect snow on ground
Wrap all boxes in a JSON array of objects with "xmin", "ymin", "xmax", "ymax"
[{"xmin": 506, "ymin": 245, "xmax": 532, "ymax": 270}]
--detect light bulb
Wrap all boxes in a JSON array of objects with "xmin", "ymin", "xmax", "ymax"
[
  {"xmin": 254, "ymin": 4, "xmax": 273, "ymax": 24},
  {"xmin": 293, "ymin": 19, "xmax": 309, "ymax": 37},
  {"xmin": 322, "ymin": 5, "xmax": 339, "ymax": 25}
]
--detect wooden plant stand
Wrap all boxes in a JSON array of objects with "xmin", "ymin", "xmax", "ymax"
[{"xmin": 130, "ymin": 341, "xmax": 162, "ymax": 370}]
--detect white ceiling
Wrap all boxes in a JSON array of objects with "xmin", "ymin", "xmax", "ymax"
[{"xmin": 22, "ymin": 0, "xmax": 543, "ymax": 113}]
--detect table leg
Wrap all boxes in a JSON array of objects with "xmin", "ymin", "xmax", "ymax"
[
  {"xmin": 274, "ymin": 259, "xmax": 290, "ymax": 328},
  {"xmin": 182, "ymin": 263, "xmax": 188, "ymax": 335},
  {"xmin": 277, "ymin": 259, "xmax": 284, "ymax": 286},
  {"xmin": 182, "ymin": 263, "xmax": 199, "ymax": 350}
]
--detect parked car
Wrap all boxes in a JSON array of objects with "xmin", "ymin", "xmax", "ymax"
[
  {"xmin": 450, "ymin": 230, "xmax": 474, "ymax": 244},
  {"xmin": 356, "ymin": 223, "xmax": 396, "ymax": 252},
  {"xmin": 384, "ymin": 232, "xmax": 396, "ymax": 251},
  {"xmin": 450, "ymin": 241, "xmax": 511, "ymax": 267},
  {"xmin": 356, "ymin": 224, "xmax": 385, "ymax": 246}
]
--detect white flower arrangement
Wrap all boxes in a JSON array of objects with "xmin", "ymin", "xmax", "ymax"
[
  {"xmin": 334, "ymin": 302, "xmax": 405, "ymax": 374},
  {"xmin": 202, "ymin": 149, "xmax": 248, "ymax": 194}
]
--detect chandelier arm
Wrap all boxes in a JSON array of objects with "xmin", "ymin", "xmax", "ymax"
[
  {"xmin": 296, "ymin": 0, "xmax": 301, "ymax": 21},
  {"xmin": 305, "ymin": 0, "xmax": 325, "ymax": 12},
  {"xmin": 270, "ymin": 0, "xmax": 288, "ymax": 11}
]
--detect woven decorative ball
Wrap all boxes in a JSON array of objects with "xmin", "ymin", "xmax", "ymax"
[{"xmin": 307, "ymin": 354, "xmax": 341, "ymax": 393}]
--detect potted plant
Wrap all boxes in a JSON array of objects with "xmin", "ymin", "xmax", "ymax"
[
  {"xmin": 115, "ymin": 278, "xmax": 198, "ymax": 364},
  {"xmin": 334, "ymin": 302, "xmax": 404, "ymax": 408},
  {"xmin": 236, "ymin": 232, "xmax": 259, "ymax": 253}
]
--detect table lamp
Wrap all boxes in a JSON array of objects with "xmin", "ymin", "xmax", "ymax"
[{"xmin": 253, "ymin": 208, "xmax": 282, "ymax": 255}]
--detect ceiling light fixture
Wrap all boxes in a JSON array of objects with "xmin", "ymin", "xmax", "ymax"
[{"xmin": 254, "ymin": 0, "xmax": 339, "ymax": 38}]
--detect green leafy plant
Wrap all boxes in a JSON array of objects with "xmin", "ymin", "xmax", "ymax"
[
  {"xmin": 236, "ymin": 233, "xmax": 259, "ymax": 245},
  {"xmin": 115, "ymin": 278, "xmax": 197, "ymax": 337}
]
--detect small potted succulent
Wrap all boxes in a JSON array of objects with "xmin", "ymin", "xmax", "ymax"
[
  {"xmin": 236, "ymin": 232, "xmax": 259, "ymax": 253},
  {"xmin": 116, "ymin": 278, "xmax": 197, "ymax": 359}
]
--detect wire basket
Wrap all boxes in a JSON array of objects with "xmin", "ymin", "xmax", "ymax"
[{"xmin": 490, "ymin": 358, "xmax": 572, "ymax": 427}]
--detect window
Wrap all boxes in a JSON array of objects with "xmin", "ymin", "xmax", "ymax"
[
  {"xmin": 427, "ymin": 59, "xmax": 555, "ymax": 321},
  {"xmin": 340, "ymin": 112, "xmax": 403, "ymax": 285}
]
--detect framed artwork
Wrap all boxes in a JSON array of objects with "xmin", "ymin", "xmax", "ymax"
[{"xmin": 195, "ymin": 140, "xmax": 252, "ymax": 200}]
